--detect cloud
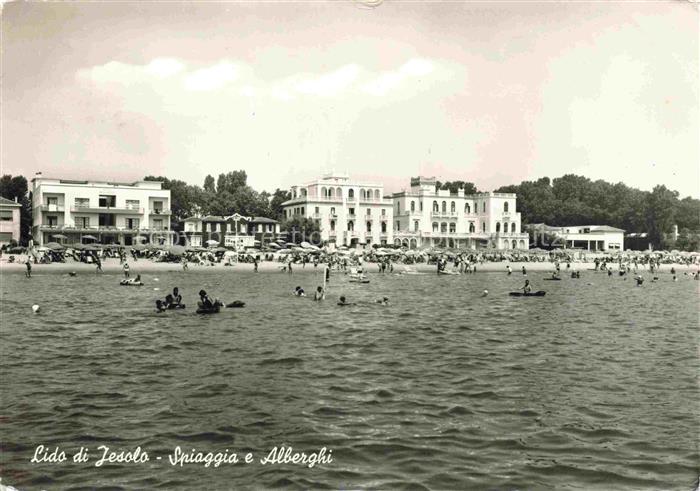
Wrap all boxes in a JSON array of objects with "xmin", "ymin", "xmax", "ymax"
[
  {"xmin": 146, "ymin": 58, "xmax": 185, "ymax": 78},
  {"xmin": 183, "ymin": 61, "xmax": 237, "ymax": 91},
  {"xmin": 362, "ymin": 58, "xmax": 434, "ymax": 96},
  {"xmin": 294, "ymin": 64, "xmax": 360, "ymax": 96}
]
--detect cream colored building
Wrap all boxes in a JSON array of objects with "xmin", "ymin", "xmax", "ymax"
[
  {"xmin": 392, "ymin": 177, "xmax": 529, "ymax": 250},
  {"xmin": 281, "ymin": 173, "xmax": 394, "ymax": 246},
  {"xmin": 31, "ymin": 176, "xmax": 172, "ymax": 245},
  {"xmin": 0, "ymin": 196, "xmax": 21, "ymax": 246}
]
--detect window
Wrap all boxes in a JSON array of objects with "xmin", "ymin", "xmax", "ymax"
[
  {"xmin": 0, "ymin": 211, "xmax": 13, "ymax": 221},
  {"xmin": 442, "ymin": 201, "xmax": 447, "ymax": 213},
  {"xmin": 440, "ymin": 222, "xmax": 447, "ymax": 233},
  {"xmin": 153, "ymin": 219, "xmax": 164, "ymax": 230},
  {"xmin": 414, "ymin": 220, "xmax": 419, "ymax": 232},
  {"xmin": 381, "ymin": 209, "xmax": 386, "ymax": 216},
  {"xmin": 395, "ymin": 221, "xmax": 400, "ymax": 231},
  {"xmin": 300, "ymin": 207, "xmax": 304, "ymax": 215},
  {"xmin": 349, "ymin": 207, "xmax": 355, "ymax": 217},
  {"xmin": 450, "ymin": 201, "xmax": 455, "ymax": 213},
  {"xmin": 76, "ymin": 217, "xmax": 90, "ymax": 228},
  {"xmin": 366, "ymin": 221, "xmax": 372, "ymax": 232},
  {"xmin": 496, "ymin": 222, "xmax": 501, "ymax": 233},
  {"xmin": 127, "ymin": 200, "xmax": 140, "ymax": 211},
  {"xmin": 330, "ymin": 220, "xmax": 336, "ymax": 231},
  {"xmin": 348, "ymin": 189, "xmax": 355, "ymax": 199},
  {"xmin": 449, "ymin": 223, "xmax": 456, "ymax": 233},
  {"xmin": 419, "ymin": 201, "xmax": 423, "ymax": 211},
  {"xmin": 469, "ymin": 222, "xmax": 475, "ymax": 233},
  {"xmin": 465, "ymin": 203, "xmax": 471, "ymax": 214},
  {"xmin": 504, "ymin": 202, "xmax": 509, "ymax": 213},
  {"xmin": 47, "ymin": 197, "xmax": 58, "ymax": 206},
  {"xmin": 151, "ymin": 200, "xmax": 163, "ymax": 213},
  {"xmin": 381, "ymin": 222, "xmax": 387, "ymax": 233},
  {"xmin": 432, "ymin": 222, "xmax": 438, "ymax": 232},
  {"xmin": 482, "ymin": 202, "xmax": 486, "ymax": 213},
  {"xmin": 126, "ymin": 218, "xmax": 140, "ymax": 230},
  {"xmin": 99, "ymin": 195, "xmax": 116, "ymax": 207},
  {"xmin": 512, "ymin": 223, "xmax": 517, "ymax": 233},
  {"xmin": 366, "ymin": 208, "xmax": 371, "ymax": 216},
  {"xmin": 315, "ymin": 206, "xmax": 319, "ymax": 214},
  {"xmin": 410, "ymin": 201, "xmax": 415, "ymax": 212},
  {"xmin": 348, "ymin": 221, "xmax": 354, "ymax": 232},
  {"xmin": 47, "ymin": 215, "xmax": 58, "ymax": 226},
  {"xmin": 503, "ymin": 223, "xmax": 509, "ymax": 233},
  {"xmin": 330, "ymin": 207, "xmax": 336, "ymax": 216},
  {"xmin": 74, "ymin": 198, "xmax": 89, "ymax": 208},
  {"xmin": 433, "ymin": 201, "xmax": 439, "ymax": 212},
  {"xmin": 482, "ymin": 222, "xmax": 486, "ymax": 232}
]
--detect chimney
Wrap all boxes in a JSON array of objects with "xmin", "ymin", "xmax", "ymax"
[{"xmin": 14, "ymin": 197, "xmax": 18, "ymax": 203}]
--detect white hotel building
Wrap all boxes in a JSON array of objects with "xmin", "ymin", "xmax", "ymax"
[
  {"xmin": 281, "ymin": 173, "xmax": 394, "ymax": 246},
  {"xmin": 31, "ymin": 176, "xmax": 173, "ymax": 246},
  {"xmin": 392, "ymin": 177, "xmax": 529, "ymax": 250},
  {"xmin": 282, "ymin": 174, "xmax": 529, "ymax": 250}
]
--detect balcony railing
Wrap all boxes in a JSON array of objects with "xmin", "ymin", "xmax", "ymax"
[
  {"xmin": 37, "ymin": 224, "xmax": 170, "ymax": 233},
  {"xmin": 70, "ymin": 206, "xmax": 144, "ymax": 214},
  {"xmin": 39, "ymin": 204, "xmax": 65, "ymax": 213},
  {"xmin": 430, "ymin": 211, "xmax": 459, "ymax": 218},
  {"xmin": 149, "ymin": 209, "xmax": 171, "ymax": 215}
]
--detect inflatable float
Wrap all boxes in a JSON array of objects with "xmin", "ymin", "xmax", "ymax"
[
  {"xmin": 509, "ymin": 291, "xmax": 546, "ymax": 297},
  {"xmin": 120, "ymin": 280, "xmax": 143, "ymax": 286}
]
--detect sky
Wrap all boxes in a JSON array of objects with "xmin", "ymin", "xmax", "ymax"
[{"xmin": 2, "ymin": 1, "xmax": 698, "ymax": 197}]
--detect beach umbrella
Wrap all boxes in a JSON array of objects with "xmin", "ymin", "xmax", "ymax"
[
  {"xmin": 167, "ymin": 245, "xmax": 186, "ymax": 256},
  {"xmin": 45, "ymin": 242, "xmax": 65, "ymax": 250},
  {"xmin": 268, "ymin": 242, "xmax": 280, "ymax": 249},
  {"xmin": 82, "ymin": 235, "xmax": 98, "ymax": 242},
  {"xmin": 205, "ymin": 239, "xmax": 219, "ymax": 246},
  {"xmin": 51, "ymin": 234, "xmax": 68, "ymax": 240}
]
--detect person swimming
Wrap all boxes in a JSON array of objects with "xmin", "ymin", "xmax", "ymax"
[
  {"xmin": 155, "ymin": 299, "xmax": 166, "ymax": 313},
  {"xmin": 551, "ymin": 271, "xmax": 560, "ymax": 279},
  {"xmin": 172, "ymin": 287, "xmax": 182, "ymax": 306},
  {"xmin": 522, "ymin": 279, "xmax": 532, "ymax": 293},
  {"xmin": 506, "ymin": 265, "xmax": 512, "ymax": 275},
  {"xmin": 199, "ymin": 289, "xmax": 214, "ymax": 308},
  {"xmin": 314, "ymin": 286, "xmax": 324, "ymax": 301},
  {"xmin": 634, "ymin": 275, "xmax": 644, "ymax": 286},
  {"xmin": 294, "ymin": 286, "xmax": 306, "ymax": 297},
  {"xmin": 522, "ymin": 266, "xmax": 527, "ymax": 275},
  {"xmin": 337, "ymin": 295, "xmax": 354, "ymax": 306},
  {"xmin": 376, "ymin": 297, "xmax": 389, "ymax": 306}
]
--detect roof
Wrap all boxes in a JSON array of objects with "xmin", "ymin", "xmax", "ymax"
[
  {"xmin": 250, "ymin": 217, "xmax": 279, "ymax": 224},
  {"xmin": 589, "ymin": 225, "xmax": 626, "ymax": 233},
  {"xmin": 0, "ymin": 196, "xmax": 21, "ymax": 207}
]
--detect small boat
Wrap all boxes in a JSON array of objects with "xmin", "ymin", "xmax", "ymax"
[
  {"xmin": 196, "ymin": 305, "xmax": 220, "ymax": 314},
  {"xmin": 438, "ymin": 270, "xmax": 460, "ymax": 275},
  {"xmin": 167, "ymin": 304, "xmax": 186, "ymax": 310},
  {"xmin": 120, "ymin": 280, "xmax": 143, "ymax": 286},
  {"xmin": 349, "ymin": 277, "xmax": 370, "ymax": 284},
  {"xmin": 543, "ymin": 277, "xmax": 561, "ymax": 281},
  {"xmin": 509, "ymin": 291, "xmax": 546, "ymax": 297}
]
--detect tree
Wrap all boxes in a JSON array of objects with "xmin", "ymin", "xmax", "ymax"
[
  {"xmin": 216, "ymin": 171, "xmax": 247, "ymax": 195},
  {"xmin": 645, "ymin": 185, "xmax": 678, "ymax": 249},
  {"xmin": 269, "ymin": 189, "xmax": 291, "ymax": 220},
  {"xmin": 203, "ymin": 175, "xmax": 216, "ymax": 194},
  {"xmin": 281, "ymin": 216, "xmax": 320, "ymax": 244},
  {"xmin": 436, "ymin": 180, "xmax": 478, "ymax": 195}
]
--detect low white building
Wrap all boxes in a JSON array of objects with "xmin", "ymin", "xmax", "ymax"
[
  {"xmin": 0, "ymin": 196, "xmax": 22, "ymax": 246},
  {"xmin": 392, "ymin": 176, "xmax": 529, "ymax": 250},
  {"xmin": 281, "ymin": 173, "xmax": 394, "ymax": 246},
  {"xmin": 531, "ymin": 223, "xmax": 625, "ymax": 251},
  {"xmin": 31, "ymin": 175, "xmax": 173, "ymax": 246}
]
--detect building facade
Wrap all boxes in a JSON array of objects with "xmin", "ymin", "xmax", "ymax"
[
  {"xmin": 0, "ymin": 197, "xmax": 22, "ymax": 246},
  {"xmin": 392, "ymin": 177, "xmax": 529, "ymax": 250},
  {"xmin": 531, "ymin": 224, "xmax": 624, "ymax": 251},
  {"xmin": 281, "ymin": 173, "xmax": 394, "ymax": 246},
  {"xmin": 31, "ymin": 176, "xmax": 173, "ymax": 246},
  {"xmin": 181, "ymin": 214, "xmax": 281, "ymax": 249}
]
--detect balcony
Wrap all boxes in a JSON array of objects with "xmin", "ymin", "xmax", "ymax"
[
  {"xmin": 311, "ymin": 213, "xmax": 322, "ymax": 219},
  {"xmin": 37, "ymin": 204, "xmax": 65, "ymax": 213},
  {"xmin": 149, "ymin": 209, "xmax": 171, "ymax": 215},
  {"xmin": 37, "ymin": 224, "xmax": 170, "ymax": 233},
  {"xmin": 70, "ymin": 205, "xmax": 144, "ymax": 214},
  {"xmin": 430, "ymin": 211, "xmax": 459, "ymax": 218}
]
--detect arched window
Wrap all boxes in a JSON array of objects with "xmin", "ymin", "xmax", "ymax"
[
  {"xmin": 381, "ymin": 222, "xmax": 387, "ymax": 233},
  {"xmin": 330, "ymin": 207, "xmax": 336, "ymax": 216},
  {"xmin": 433, "ymin": 201, "xmax": 439, "ymax": 212},
  {"xmin": 450, "ymin": 201, "xmax": 456, "ymax": 213},
  {"xmin": 482, "ymin": 222, "xmax": 486, "ymax": 232},
  {"xmin": 336, "ymin": 187, "xmax": 342, "ymax": 198},
  {"xmin": 419, "ymin": 201, "xmax": 423, "ymax": 211},
  {"xmin": 321, "ymin": 187, "xmax": 327, "ymax": 198},
  {"xmin": 512, "ymin": 223, "xmax": 518, "ymax": 233},
  {"xmin": 366, "ymin": 221, "xmax": 372, "ymax": 232},
  {"xmin": 348, "ymin": 220, "xmax": 354, "ymax": 232},
  {"xmin": 329, "ymin": 188, "xmax": 334, "ymax": 198},
  {"xmin": 465, "ymin": 203, "xmax": 471, "ymax": 214},
  {"xmin": 504, "ymin": 202, "xmax": 509, "ymax": 213},
  {"xmin": 330, "ymin": 220, "xmax": 336, "ymax": 231},
  {"xmin": 449, "ymin": 223, "xmax": 456, "ymax": 233},
  {"xmin": 432, "ymin": 222, "xmax": 438, "ymax": 232},
  {"xmin": 442, "ymin": 201, "xmax": 447, "ymax": 213},
  {"xmin": 503, "ymin": 223, "xmax": 509, "ymax": 233},
  {"xmin": 441, "ymin": 222, "xmax": 447, "ymax": 233},
  {"xmin": 374, "ymin": 189, "xmax": 380, "ymax": 200},
  {"xmin": 301, "ymin": 188, "xmax": 307, "ymax": 196},
  {"xmin": 496, "ymin": 222, "xmax": 501, "ymax": 233},
  {"xmin": 469, "ymin": 222, "xmax": 475, "ymax": 233},
  {"xmin": 410, "ymin": 201, "xmax": 415, "ymax": 212},
  {"xmin": 414, "ymin": 220, "xmax": 419, "ymax": 232},
  {"xmin": 512, "ymin": 239, "xmax": 517, "ymax": 249},
  {"xmin": 348, "ymin": 189, "xmax": 355, "ymax": 199}
]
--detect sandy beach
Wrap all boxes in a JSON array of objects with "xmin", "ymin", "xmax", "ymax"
[{"xmin": 1, "ymin": 257, "xmax": 696, "ymax": 275}]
